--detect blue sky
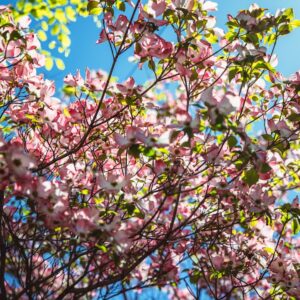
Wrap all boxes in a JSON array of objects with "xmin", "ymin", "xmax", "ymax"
[
  {"xmin": 52, "ymin": 1, "xmax": 300, "ymax": 86},
  {"xmin": 60, "ymin": 1, "xmax": 300, "ymax": 88},
  {"xmin": 217, "ymin": 1, "xmax": 300, "ymax": 75},
  {"xmin": 2, "ymin": 1, "xmax": 300, "ymax": 299},
  {"xmin": 4, "ymin": 0, "xmax": 300, "ymax": 87},
  {"xmin": 44, "ymin": 2, "xmax": 299, "ymax": 298}
]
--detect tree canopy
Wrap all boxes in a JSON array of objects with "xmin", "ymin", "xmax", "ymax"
[{"xmin": 0, "ymin": 0, "xmax": 300, "ymax": 299}]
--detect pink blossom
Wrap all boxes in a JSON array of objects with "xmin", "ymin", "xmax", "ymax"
[
  {"xmin": 136, "ymin": 33, "xmax": 173, "ymax": 59},
  {"xmin": 113, "ymin": 126, "xmax": 146, "ymax": 147},
  {"xmin": 40, "ymin": 80, "xmax": 55, "ymax": 101},
  {"xmin": 26, "ymin": 32, "xmax": 41, "ymax": 50},
  {"xmin": 64, "ymin": 70, "xmax": 84, "ymax": 87},
  {"xmin": 201, "ymin": 0, "xmax": 218, "ymax": 11},
  {"xmin": 289, "ymin": 70, "xmax": 300, "ymax": 84},
  {"xmin": 148, "ymin": 0, "xmax": 166, "ymax": 17},
  {"xmin": 154, "ymin": 160, "xmax": 167, "ymax": 175},
  {"xmin": 7, "ymin": 149, "xmax": 36, "ymax": 178},
  {"xmin": 171, "ymin": 0, "xmax": 194, "ymax": 11},
  {"xmin": 98, "ymin": 174, "xmax": 130, "ymax": 193},
  {"xmin": 18, "ymin": 15, "xmax": 31, "ymax": 29},
  {"xmin": 116, "ymin": 77, "xmax": 135, "ymax": 95}
]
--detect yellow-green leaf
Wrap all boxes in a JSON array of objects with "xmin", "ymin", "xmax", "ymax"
[
  {"xmin": 48, "ymin": 41, "xmax": 56, "ymax": 49},
  {"xmin": 51, "ymin": 24, "xmax": 60, "ymax": 35},
  {"xmin": 264, "ymin": 247, "xmax": 275, "ymax": 254},
  {"xmin": 63, "ymin": 107, "xmax": 71, "ymax": 117},
  {"xmin": 55, "ymin": 58, "xmax": 65, "ymax": 70},
  {"xmin": 65, "ymin": 6, "xmax": 76, "ymax": 21},
  {"xmin": 41, "ymin": 21, "xmax": 49, "ymax": 31},
  {"xmin": 37, "ymin": 30, "xmax": 47, "ymax": 41},
  {"xmin": 80, "ymin": 189, "xmax": 89, "ymax": 195},
  {"xmin": 58, "ymin": 33, "xmax": 71, "ymax": 48},
  {"xmin": 291, "ymin": 19, "xmax": 300, "ymax": 28},
  {"xmin": 54, "ymin": 9, "xmax": 67, "ymax": 23},
  {"xmin": 45, "ymin": 56, "xmax": 54, "ymax": 70}
]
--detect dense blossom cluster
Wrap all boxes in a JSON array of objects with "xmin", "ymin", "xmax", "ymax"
[{"xmin": 0, "ymin": 1, "xmax": 300, "ymax": 299}]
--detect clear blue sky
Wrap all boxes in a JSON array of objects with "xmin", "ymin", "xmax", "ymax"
[
  {"xmin": 4, "ymin": 0, "xmax": 300, "ymax": 86},
  {"xmin": 52, "ymin": 1, "xmax": 300, "ymax": 86},
  {"xmin": 2, "ymin": 0, "xmax": 300, "ymax": 86}
]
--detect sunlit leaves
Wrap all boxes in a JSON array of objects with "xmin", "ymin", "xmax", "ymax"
[
  {"xmin": 227, "ymin": 135, "xmax": 238, "ymax": 148},
  {"xmin": 45, "ymin": 55, "xmax": 54, "ymax": 70},
  {"xmin": 242, "ymin": 168, "xmax": 259, "ymax": 186},
  {"xmin": 87, "ymin": 1, "xmax": 100, "ymax": 15},
  {"xmin": 55, "ymin": 57, "xmax": 65, "ymax": 70},
  {"xmin": 116, "ymin": 0, "xmax": 126, "ymax": 12},
  {"xmin": 14, "ymin": 0, "xmax": 92, "ymax": 70},
  {"xmin": 37, "ymin": 29, "xmax": 47, "ymax": 41},
  {"xmin": 2, "ymin": 2, "xmax": 300, "ymax": 299}
]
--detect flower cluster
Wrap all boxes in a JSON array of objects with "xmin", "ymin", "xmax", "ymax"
[{"xmin": 0, "ymin": 1, "xmax": 300, "ymax": 299}]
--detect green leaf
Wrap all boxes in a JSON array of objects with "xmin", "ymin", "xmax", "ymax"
[
  {"xmin": 51, "ymin": 24, "xmax": 60, "ymax": 35},
  {"xmin": 45, "ymin": 56, "xmax": 54, "ymax": 70},
  {"xmin": 87, "ymin": 1, "xmax": 98, "ymax": 11},
  {"xmin": 206, "ymin": 32, "xmax": 218, "ymax": 44},
  {"xmin": 55, "ymin": 58, "xmax": 65, "ymax": 70},
  {"xmin": 227, "ymin": 135, "xmax": 237, "ymax": 148},
  {"xmin": 37, "ymin": 30, "xmax": 47, "ymax": 41},
  {"xmin": 148, "ymin": 59, "xmax": 155, "ymax": 72},
  {"xmin": 262, "ymin": 134, "xmax": 273, "ymax": 141},
  {"xmin": 253, "ymin": 61, "xmax": 275, "ymax": 73},
  {"xmin": 54, "ymin": 9, "xmax": 67, "ymax": 24},
  {"xmin": 41, "ymin": 21, "xmax": 48, "ymax": 31},
  {"xmin": 63, "ymin": 85, "xmax": 76, "ymax": 95},
  {"xmin": 116, "ymin": 0, "xmax": 125, "ymax": 11},
  {"xmin": 10, "ymin": 30, "xmax": 22, "ymax": 40},
  {"xmin": 292, "ymin": 219, "xmax": 300, "ymax": 235},
  {"xmin": 245, "ymin": 33, "xmax": 259, "ymax": 45},
  {"xmin": 264, "ymin": 247, "xmax": 275, "ymax": 254},
  {"xmin": 48, "ymin": 41, "xmax": 56, "ymax": 49},
  {"xmin": 124, "ymin": 203, "xmax": 135, "ymax": 215},
  {"xmin": 143, "ymin": 147, "xmax": 156, "ymax": 158},
  {"xmin": 80, "ymin": 189, "xmax": 89, "ymax": 195},
  {"xmin": 291, "ymin": 19, "xmax": 300, "ymax": 28},
  {"xmin": 87, "ymin": 1, "xmax": 101, "ymax": 15},
  {"xmin": 242, "ymin": 168, "xmax": 259, "ymax": 186},
  {"xmin": 65, "ymin": 6, "xmax": 76, "ymax": 22},
  {"xmin": 58, "ymin": 33, "xmax": 71, "ymax": 48},
  {"xmin": 278, "ymin": 24, "xmax": 292, "ymax": 36},
  {"xmin": 260, "ymin": 163, "xmax": 272, "ymax": 174},
  {"xmin": 170, "ymin": 130, "xmax": 181, "ymax": 143},
  {"xmin": 184, "ymin": 127, "xmax": 193, "ymax": 139},
  {"xmin": 190, "ymin": 271, "xmax": 201, "ymax": 284},
  {"xmin": 96, "ymin": 244, "xmax": 108, "ymax": 252},
  {"xmin": 288, "ymin": 113, "xmax": 300, "ymax": 122},
  {"xmin": 128, "ymin": 144, "xmax": 140, "ymax": 158},
  {"xmin": 283, "ymin": 8, "xmax": 294, "ymax": 19},
  {"xmin": 228, "ymin": 68, "xmax": 239, "ymax": 82}
]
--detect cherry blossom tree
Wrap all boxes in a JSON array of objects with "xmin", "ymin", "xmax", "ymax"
[{"xmin": 0, "ymin": 1, "xmax": 300, "ymax": 299}]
